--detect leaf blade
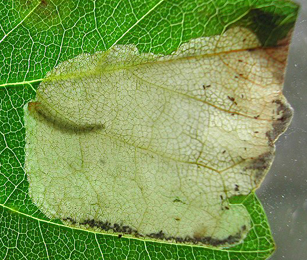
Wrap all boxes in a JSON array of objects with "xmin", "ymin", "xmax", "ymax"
[{"xmin": 0, "ymin": 0, "xmax": 299, "ymax": 259}]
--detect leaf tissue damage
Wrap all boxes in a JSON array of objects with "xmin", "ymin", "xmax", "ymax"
[{"xmin": 24, "ymin": 25, "xmax": 293, "ymax": 247}]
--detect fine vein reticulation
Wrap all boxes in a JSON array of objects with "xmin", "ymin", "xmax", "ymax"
[
  {"xmin": 25, "ymin": 26, "xmax": 292, "ymax": 246},
  {"xmin": 0, "ymin": 0, "xmax": 299, "ymax": 259}
]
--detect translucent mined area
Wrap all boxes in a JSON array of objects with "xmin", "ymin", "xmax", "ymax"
[{"xmin": 24, "ymin": 27, "xmax": 292, "ymax": 246}]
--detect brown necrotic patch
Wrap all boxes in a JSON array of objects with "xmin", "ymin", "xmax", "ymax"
[
  {"xmin": 62, "ymin": 217, "xmax": 246, "ymax": 246},
  {"xmin": 266, "ymin": 99, "xmax": 293, "ymax": 145},
  {"xmin": 40, "ymin": 0, "xmax": 48, "ymax": 7},
  {"xmin": 245, "ymin": 152, "xmax": 274, "ymax": 186}
]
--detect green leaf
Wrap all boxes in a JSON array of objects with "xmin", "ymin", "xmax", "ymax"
[{"xmin": 0, "ymin": 0, "xmax": 298, "ymax": 259}]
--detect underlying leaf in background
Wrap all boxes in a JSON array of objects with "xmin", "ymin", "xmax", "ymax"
[{"xmin": 0, "ymin": 0, "xmax": 298, "ymax": 259}]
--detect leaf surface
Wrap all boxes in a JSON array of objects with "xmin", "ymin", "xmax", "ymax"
[{"xmin": 0, "ymin": 0, "xmax": 299, "ymax": 259}]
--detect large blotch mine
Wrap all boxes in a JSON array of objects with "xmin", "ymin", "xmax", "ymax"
[{"xmin": 24, "ymin": 27, "xmax": 292, "ymax": 246}]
